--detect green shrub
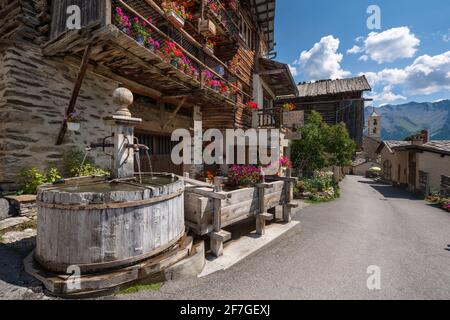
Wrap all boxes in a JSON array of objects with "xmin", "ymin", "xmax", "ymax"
[
  {"xmin": 63, "ymin": 149, "xmax": 109, "ymax": 177},
  {"xmin": 18, "ymin": 167, "xmax": 62, "ymax": 195}
]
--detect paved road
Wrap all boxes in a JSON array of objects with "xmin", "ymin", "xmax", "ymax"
[{"xmin": 118, "ymin": 176, "xmax": 450, "ymax": 300}]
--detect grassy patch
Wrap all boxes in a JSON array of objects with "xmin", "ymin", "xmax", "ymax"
[
  {"xmin": 118, "ymin": 283, "xmax": 162, "ymax": 295},
  {"xmin": 0, "ymin": 233, "xmax": 4, "ymax": 243}
]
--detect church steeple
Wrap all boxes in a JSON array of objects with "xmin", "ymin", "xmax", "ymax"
[{"xmin": 368, "ymin": 107, "xmax": 381, "ymax": 140}]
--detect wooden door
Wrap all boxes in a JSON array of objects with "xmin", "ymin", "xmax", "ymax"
[
  {"xmin": 134, "ymin": 132, "xmax": 184, "ymax": 175},
  {"xmin": 408, "ymin": 151, "xmax": 417, "ymax": 190}
]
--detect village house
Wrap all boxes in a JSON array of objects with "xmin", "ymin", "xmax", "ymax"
[
  {"xmin": 351, "ymin": 109, "xmax": 381, "ymax": 176},
  {"xmin": 0, "ymin": 0, "xmax": 298, "ymax": 191},
  {"xmin": 276, "ymin": 76, "xmax": 372, "ymax": 148},
  {"xmin": 377, "ymin": 132, "xmax": 450, "ymax": 195}
]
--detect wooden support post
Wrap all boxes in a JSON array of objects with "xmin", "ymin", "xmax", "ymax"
[
  {"xmin": 55, "ymin": 43, "xmax": 92, "ymax": 145},
  {"xmin": 162, "ymin": 97, "xmax": 187, "ymax": 130},
  {"xmin": 256, "ymin": 182, "xmax": 274, "ymax": 236},
  {"xmin": 213, "ymin": 177, "xmax": 224, "ymax": 192},
  {"xmin": 210, "ymin": 197, "xmax": 231, "ymax": 257},
  {"xmin": 282, "ymin": 168, "xmax": 296, "ymax": 223}
]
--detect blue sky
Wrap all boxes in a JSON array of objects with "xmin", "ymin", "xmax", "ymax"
[{"xmin": 275, "ymin": 0, "xmax": 450, "ymax": 106}]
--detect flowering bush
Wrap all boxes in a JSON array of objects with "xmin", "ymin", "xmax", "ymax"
[
  {"xmin": 246, "ymin": 101, "xmax": 258, "ymax": 110},
  {"xmin": 227, "ymin": 165, "xmax": 261, "ymax": 188},
  {"xmin": 162, "ymin": 1, "xmax": 193, "ymax": 20},
  {"xmin": 426, "ymin": 193, "xmax": 450, "ymax": 212},
  {"xmin": 294, "ymin": 172, "xmax": 340, "ymax": 203},
  {"xmin": 279, "ymin": 156, "xmax": 293, "ymax": 168}
]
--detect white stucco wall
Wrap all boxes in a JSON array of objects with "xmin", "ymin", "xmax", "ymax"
[{"xmin": 416, "ymin": 152, "xmax": 450, "ymax": 193}]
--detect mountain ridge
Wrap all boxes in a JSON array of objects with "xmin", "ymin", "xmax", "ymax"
[{"xmin": 365, "ymin": 99, "xmax": 450, "ymax": 141}]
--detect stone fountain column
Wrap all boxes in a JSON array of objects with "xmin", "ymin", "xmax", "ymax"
[{"xmin": 106, "ymin": 88, "xmax": 142, "ymax": 179}]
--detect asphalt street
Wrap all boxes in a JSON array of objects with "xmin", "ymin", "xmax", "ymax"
[{"xmin": 117, "ymin": 176, "xmax": 450, "ymax": 300}]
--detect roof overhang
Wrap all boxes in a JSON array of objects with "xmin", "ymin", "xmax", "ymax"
[
  {"xmin": 259, "ymin": 57, "xmax": 298, "ymax": 97},
  {"xmin": 392, "ymin": 144, "xmax": 450, "ymax": 156},
  {"xmin": 253, "ymin": 0, "xmax": 276, "ymax": 53}
]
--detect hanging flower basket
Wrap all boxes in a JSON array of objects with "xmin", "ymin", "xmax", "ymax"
[
  {"xmin": 65, "ymin": 111, "xmax": 82, "ymax": 131},
  {"xmin": 67, "ymin": 122, "xmax": 81, "ymax": 131},
  {"xmin": 166, "ymin": 10, "xmax": 185, "ymax": 28}
]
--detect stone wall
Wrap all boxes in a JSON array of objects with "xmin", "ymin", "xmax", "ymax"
[
  {"xmin": 0, "ymin": 0, "xmax": 50, "ymax": 45},
  {"xmin": 0, "ymin": 41, "xmax": 197, "ymax": 190},
  {"xmin": 0, "ymin": 41, "xmax": 120, "ymax": 188},
  {"xmin": 0, "ymin": 0, "xmax": 198, "ymax": 190}
]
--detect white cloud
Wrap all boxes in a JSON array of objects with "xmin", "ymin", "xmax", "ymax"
[
  {"xmin": 361, "ymin": 51, "xmax": 450, "ymax": 98},
  {"xmin": 359, "ymin": 55, "xmax": 369, "ymax": 62},
  {"xmin": 443, "ymin": 29, "xmax": 450, "ymax": 42},
  {"xmin": 347, "ymin": 45, "xmax": 361, "ymax": 54},
  {"xmin": 288, "ymin": 64, "xmax": 298, "ymax": 77},
  {"xmin": 368, "ymin": 85, "xmax": 407, "ymax": 104},
  {"xmin": 291, "ymin": 35, "xmax": 351, "ymax": 80},
  {"xmin": 348, "ymin": 27, "xmax": 420, "ymax": 63}
]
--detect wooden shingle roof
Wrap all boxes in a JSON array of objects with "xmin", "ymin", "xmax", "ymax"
[{"xmin": 297, "ymin": 76, "xmax": 372, "ymax": 98}]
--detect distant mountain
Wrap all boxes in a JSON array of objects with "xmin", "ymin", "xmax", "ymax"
[{"xmin": 365, "ymin": 100, "xmax": 450, "ymax": 141}]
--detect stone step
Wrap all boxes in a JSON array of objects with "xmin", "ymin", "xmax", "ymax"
[{"xmin": 0, "ymin": 216, "xmax": 31, "ymax": 232}]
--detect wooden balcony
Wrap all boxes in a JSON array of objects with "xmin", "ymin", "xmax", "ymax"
[
  {"xmin": 43, "ymin": 0, "xmax": 248, "ymax": 107},
  {"xmin": 257, "ymin": 107, "xmax": 282, "ymax": 128},
  {"xmin": 201, "ymin": 0, "xmax": 240, "ymax": 41}
]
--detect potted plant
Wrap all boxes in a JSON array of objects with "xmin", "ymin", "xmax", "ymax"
[
  {"xmin": 161, "ymin": 1, "xmax": 192, "ymax": 28},
  {"xmin": 132, "ymin": 17, "xmax": 151, "ymax": 45},
  {"xmin": 246, "ymin": 100, "xmax": 258, "ymax": 110},
  {"xmin": 145, "ymin": 38, "xmax": 160, "ymax": 52},
  {"xmin": 204, "ymin": 38, "xmax": 215, "ymax": 55},
  {"xmin": 66, "ymin": 112, "xmax": 82, "ymax": 131},
  {"xmin": 114, "ymin": 6, "xmax": 131, "ymax": 34},
  {"xmin": 282, "ymin": 102, "xmax": 295, "ymax": 112},
  {"xmin": 279, "ymin": 156, "xmax": 293, "ymax": 177},
  {"xmin": 161, "ymin": 40, "xmax": 184, "ymax": 68}
]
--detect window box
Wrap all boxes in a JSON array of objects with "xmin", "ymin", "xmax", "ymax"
[
  {"xmin": 199, "ymin": 19, "xmax": 217, "ymax": 37},
  {"xmin": 166, "ymin": 10, "xmax": 185, "ymax": 28}
]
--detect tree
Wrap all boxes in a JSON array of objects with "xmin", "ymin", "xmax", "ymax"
[
  {"xmin": 290, "ymin": 111, "xmax": 327, "ymax": 175},
  {"xmin": 324, "ymin": 122, "xmax": 357, "ymax": 167},
  {"xmin": 290, "ymin": 111, "xmax": 356, "ymax": 175}
]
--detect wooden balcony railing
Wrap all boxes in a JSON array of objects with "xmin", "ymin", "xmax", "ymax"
[
  {"xmin": 201, "ymin": 0, "xmax": 240, "ymax": 39},
  {"xmin": 114, "ymin": 0, "xmax": 246, "ymax": 102},
  {"xmin": 257, "ymin": 107, "xmax": 282, "ymax": 128}
]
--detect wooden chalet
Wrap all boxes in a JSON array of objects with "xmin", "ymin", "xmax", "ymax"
[
  {"xmin": 0, "ymin": 0, "xmax": 297, "ymax": 187},
  {"xmin": 276, "ymin": 76, "xmax": 372, "ymax": 147}
]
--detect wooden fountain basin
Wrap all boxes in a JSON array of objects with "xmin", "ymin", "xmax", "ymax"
[{"xmin": 35, "ymin": 174, "xmax": 185, "ymax": 274}]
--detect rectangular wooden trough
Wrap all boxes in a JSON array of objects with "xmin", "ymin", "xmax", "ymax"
[{"xmin": 184, "ymin": 175, "xmax": 298, "ymax": 257}]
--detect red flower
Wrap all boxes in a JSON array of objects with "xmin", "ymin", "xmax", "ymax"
[{"xmin": 246, "ymin": 101, "xmax": 258, "ymax": 109}]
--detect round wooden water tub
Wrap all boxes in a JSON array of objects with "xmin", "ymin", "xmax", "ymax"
[{"xmin": 35, "ymin": 174, "xmax": 185, "ymax": 274}]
